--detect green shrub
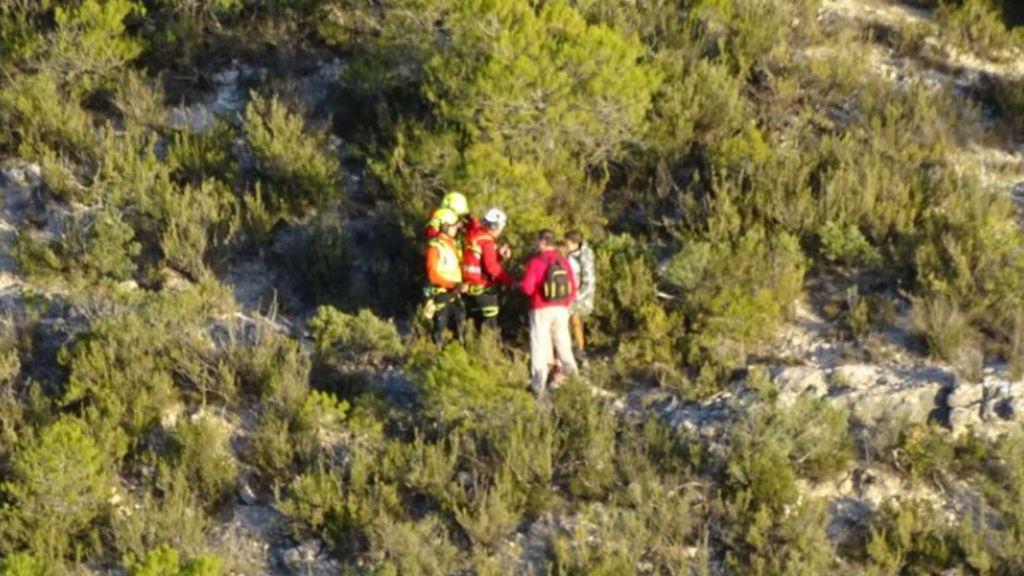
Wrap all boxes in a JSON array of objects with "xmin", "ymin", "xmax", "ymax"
[
  {"xmin": 60, "ymin": 314, "xmax": 180, "ymax": 457},
  {"xmin": 550, "ymin": 509, "xmax": 640, "ymax": 576},
  {"xmin": 167, "ymin": 416, "xmax": 238, "ymax": 510},
  {"xmin": 648, "ymin": 58, "xmax": 748, "ymax": 158},
  {"xmin": 59, "ymin": 285, "xmax": 229, "ymax": 457},
  {"xmin": 422, "ymin": 0, "xmax": 661, "ymax": 166},
  {"xmin": 818, "ymin": 221, "xmax": 882, "ymax": 268},
  {"xmin": 453, "ymin": 470, "xmax": 522, "ymax": 550},
  {"xmin": 281, "ymin": 449, "xmax": 404, "ymax": 558},
  {"xmin": 79, "ymin": 208, "xmax": 142, "ymax": 280},
  {"xmin": 717, "ymin": 393, "xmax": 851, "ymax": 573},
  {"xmin": 19, "ymin": 207, "xmax": 143, "ymax": 283},
  {"xmin": 0, "ymin": 417, "xmax": 114, "ymax": 564},
  {"xmin": 666, "ymin": 226, "xmax": 806, "ymax": 368},
  {"xmin": 128, "ymin": 545, "xmax": 222, "ymax": 576},
  {"xmin": 243, "ymin": 93, "xmax": 341, "ymax": 215},
  {"xmin": 550, "ymin": 485, "xmax": 704, "ymax": 576},
  {"xmin": 0, "ymin": 71, "xmax": 94, "ymax": 160},
  {"xmin": 158, "ymin": 180, "xmax": 238, "ymax": 280},
  {"xmin": 0, "ymin": 2, "xmax": 47, "ymax": 62},
  {"xmin": 141, "ymin": 0, "xmax": 242, "ymax": 68},
  {"xmin": 309, "ymin": 306, "xmax": 404, "ymax": 364},
  {"xmin": 368, "ymin": 515, "xmax": 460, "ymax": 575},
  {"xmin": 489, "ymin": 412, "xmax": 556, "ymax": 516},
  {"xmin": 994, "ymin": 76, "xmax": 1024, "ymax": 135},
  {"xmin": 0, "ymin": 553, "xmax": 40, "ymax": 576},
  {"xmin": 409, "ymin": 336, "xmax": 532, "ymax": 428},
  {"xmin": 276, "ymin": 217, "xmax": 357, "ymax": 305},
  {"xmin": 590, "ymin": 234, "xmax": 659, "ymax": 347},
  {"xmin": 909, "ymin": 293, "xmax": 981, "ymax": 375},
  {"xmin": 247, "ymin": 383, "xmax": 348, "ymax": 484},
  {"xmin": 112, "ymin": 69, "xmax": 167, "ymax": 129},
  {"xmin": 371, "ymin": 128, "xmax": 566, "ymax": 248},
  {"xmin": 937, "ymin": 0, "xmax": 1024, "ymax": 59},
  {"xmin": 167, "ymin": 121, "xmax": 238, "ymax": 186},
  {"xmin": 230, "ymin": 328, "xmax": 310, "ymax": 404},
  {"xmin": 48, "ymin": 0, "xmax": 145, "ymax": 94},
  {"xmin": 552, "ymin": 379, "xmax": 617, "ymax": 499},
  {"xmin": 111, "ymin": 467, "xmax": 211, "ymax": 564},
  {"xmin": 865, "ymin": 500, "xmax": 974, "ymax": 575}
]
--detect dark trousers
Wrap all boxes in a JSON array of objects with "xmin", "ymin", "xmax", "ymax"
[
  {"xmin": 466, "ymin": 289, "xmax": 500, "ymax": 332},
  {"xmin": 433, "ymin": 291, "xmax": 466, "ymax": 346}
]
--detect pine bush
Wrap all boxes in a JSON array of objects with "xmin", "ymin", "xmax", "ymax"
[{"xmin": 0, "ymin": 417, "xmax": 114, "ymax": 564}]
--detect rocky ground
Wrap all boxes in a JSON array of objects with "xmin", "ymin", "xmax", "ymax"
[{"xmin": 3, "ymin": 1, "xmax": 1024, "ymax": 573}]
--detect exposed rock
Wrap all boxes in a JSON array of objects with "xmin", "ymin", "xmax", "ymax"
[
  {"xmin": 947, "ymin": 379, "xmax": 985, "ymax": 408},
  {"xmin": 772, "ymin": 365, "xmax": 829, "ymax": 405},
  {"xmin": 210, "ymin": 504, "xmax": 289, "ymax": 574},
  {"xmin": 828, "ymin": 364, "xmax": 953, "ymax": 427},
  {"xmin": 831, "ymin": 364, "xmax": 883, "ymax": 391},
  {"xmin": 238, "ymin": 479, "xmax": 259, "ymax": 506},
  {"xmin": 279, "ymin": 539, "xmax": 331, "ymax": 575},
  {"xmin": 158, "ymin": 267, "xmax": 194, "ymax": 292},
  {"xmin": 0, "ymin": 163, "xmax": 41, "ymax": 188},
  {"xmin": 947, "ymin": 378, "xmax": 986, "ymax": 434}
]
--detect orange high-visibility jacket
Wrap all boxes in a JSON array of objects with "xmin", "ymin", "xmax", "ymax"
[{"xmin": 426, "ymin": 234, "xmax": 462, "ymax": 289}]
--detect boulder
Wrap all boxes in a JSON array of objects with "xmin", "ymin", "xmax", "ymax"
[{"xmin": 828, "ymin": 365, "xmax": 953, "ymax": 427}]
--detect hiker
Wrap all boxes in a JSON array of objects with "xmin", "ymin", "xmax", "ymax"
[
  {"xmin": 425, "ymin": 192, "xmax": 470, "ymax": 240},
  {"xmin": 462, "ymin": 208, "xmax": 514, "ymax": 330},
  {"xmin": 521, "ymin": 229, "xmax": 578, "ymax": 395},
  {"xmin": 565, "ymin": 230, "xmax": 596, "ymax": 357},
  {"xmin": 425, "ymin": 210, "xmax": 467, "ymax": 346}
]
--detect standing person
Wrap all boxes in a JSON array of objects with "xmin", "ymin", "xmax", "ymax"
[
  {"xmin": 425, "ymin": 192, "xmax": 470, "ymax": 240},
  {"xmin": 521, "ymin": 230, "xmax": 578, "ymax": 395},
  {"xmin": 425, "ymin": 210, "xmax": 467, "ymax": 346},
  {"xmin": 565, "ymin": 230, "xmax": 596, "ymax": 357},
  {"xmin": 462, "ymin": 208, "xmax": 515, "ymax": 331}
]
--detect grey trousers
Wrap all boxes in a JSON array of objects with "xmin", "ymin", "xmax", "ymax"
[{"xmin": 529, "ymin": 306, "xmax": 578, "ymax": 394}]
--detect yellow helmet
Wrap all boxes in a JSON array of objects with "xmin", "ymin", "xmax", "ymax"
[
  {"xmin": 442, "ymin": 192, "xmax": 469, "ymax": 217},
  {"xmin": 434, "ymin": 207, "xmax": 459, "ymax": 227}
]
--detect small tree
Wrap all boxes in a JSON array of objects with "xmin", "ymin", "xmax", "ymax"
[
  {"xmin": 0, "ymin": 417, "xmax": 114, "ymax": 563},
  {"xmin": 243, "ymin": 94, "xmax": 341, "ymax": 215}
]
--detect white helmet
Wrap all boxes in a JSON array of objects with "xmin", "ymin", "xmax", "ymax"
[{"xmin": 483, "ymin": 207, "xmax": 508, "ymax": 230}]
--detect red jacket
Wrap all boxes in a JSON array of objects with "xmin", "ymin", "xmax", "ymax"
[
  {"xmin": 463, "ymin": 224, "xmax": 513, "ymax": 288},
  {"xmin": 521, "ymin": 249, "xmax": 576, "ymax": 310}
]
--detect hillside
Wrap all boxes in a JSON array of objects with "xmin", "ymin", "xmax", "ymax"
[{"xmin": 2, "ymin": 0, "xmax": 1024, "ymax": 574}]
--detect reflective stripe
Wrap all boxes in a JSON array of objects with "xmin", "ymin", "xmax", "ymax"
[{"xmin": 429, "ymin": 238, "xmax": 462, "ymax": 285}]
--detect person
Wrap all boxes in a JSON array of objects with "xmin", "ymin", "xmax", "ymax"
[
  {"xmin": 521, "ymin": 230, "xmax": 578, "ymax": 395},
  {"xmin": 425, "ymin": 192, "xmax": 470, "ymax": 240},
  {"xmin": 565, "ymin": 230, "xmax": 596, "ymax": 356},
  {"xmin": 462, "ymin": 208, "xmax": 514, "ymax": 330},
  {"xmin": 425, "ymin": 210, "xmax": 467, "ymax": 346}
]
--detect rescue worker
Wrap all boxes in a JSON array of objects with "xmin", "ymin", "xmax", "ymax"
[
  {"xmin": 565, "ymin": 230, "xmax": 596, "ymax": 357},
  {"xmin": 521, "ymin": 230, "xmax": 578, "ymax": 395},
  {"xmin": 425, "ymin": 192, "xmax": 470, "ymax": 240},
  {"xmin": 462, "ymin": 208, "xmax": 514, "ymax": 330},
  {"xmin": 425, "ymin": 210, "xmax": 467, "ymax": 346}
]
